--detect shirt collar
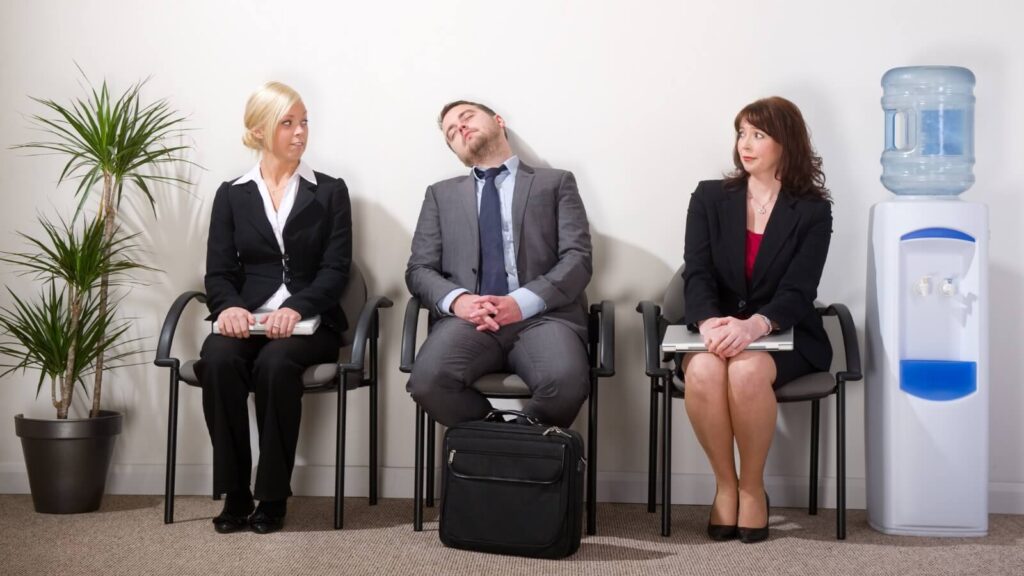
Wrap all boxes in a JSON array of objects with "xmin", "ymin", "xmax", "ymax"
[
  {"xmin": 471, "ymin": 155, "xmax": 519, "ymax": 182},
  {"xmin": 233, "ymin": 159, "xmax": 318, "ymax": 186}
]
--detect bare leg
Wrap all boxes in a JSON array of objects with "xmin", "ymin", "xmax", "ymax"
[
  {"xmin": 727, "ymin": 351, "xmax": 777, "ymax": 529},
  {"xmin": 683, "ymin": 352, "xmax": 738, "ymax": 525}
]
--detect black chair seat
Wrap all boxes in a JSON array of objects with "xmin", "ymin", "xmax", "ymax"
[
  {"xmin": 670, "ymin": 370, "xmax": 837, "ymax": 403},
  {"xmin": 179, "ymin": 358, "xmax": 369, "ymax": 391},
  {"xmin": 638, "ymin": 264, "xmax": 862, "ymax": 540},
  {"xmin": 400, "ymin": 297, "xmax": 615, "ymax": 536},
  {"xmin": 470, "ymin": 373, "xmax": 532, "ymax": 398},
  {"xmin": 154, "ymin": 263, "xmax": 392, "ymax": 529}
]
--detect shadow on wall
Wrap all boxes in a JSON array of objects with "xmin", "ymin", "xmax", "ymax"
[
  {"xmin": 508, "ymin": 129, "xmax": 550, "ymax": 170},
  {"xmin": 102, "ymin": 155, "xmax": 211, "ymax": 461},
  {"xmin": 294, "ymin": 196, "xmax": 414, "ymax": 473}
]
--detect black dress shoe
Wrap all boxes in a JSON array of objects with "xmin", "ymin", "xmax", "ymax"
[
  {"xmin": 738, "ymin": 492, "xmax": 770, "ymax": 544},
  {"xmin": 249, "ymin": 510, "xmax": 284, "ymax": 534},
  {"xmin": 706, "ymin": 489, "xmax": 738, "ymax": 541},
  {"xmin": 213, "ymin": 511, "xmax": 251, "ymax": 534}
]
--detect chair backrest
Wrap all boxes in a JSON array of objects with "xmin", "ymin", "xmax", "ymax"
[
  {"xmin": 338, "ymin": 262, "xmax": 368, "ymax": 349},
  {"xmin": 661, "ymin": 264, "xmax": 686, "ymax": 325}
]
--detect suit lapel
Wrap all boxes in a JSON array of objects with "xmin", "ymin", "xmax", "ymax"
[
  {"xmin": 512, "ymin": 163, "xmax": 535, "ymax": 263},
  {"xmin": 458, "ymin": 175, "xmax": 480, "ymax": 258},
  {"xmin": 751, "ymin": 193, "xmax": 799, "ymax": 288},
  {"xmin": 241, "ymin": 181, "xmax": 279, "ymax": 247},
  {"xmin": 718, "ymin": 190, "xmax": 748, "ymax": 298},
  {"xmin": 285, "ymin": 177, "xmax": 317, "ymax": 230}
]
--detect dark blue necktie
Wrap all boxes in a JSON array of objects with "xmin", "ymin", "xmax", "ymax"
[{"xmin": 477, "ymin": 165, "xmax": 509, "ymax": 296}]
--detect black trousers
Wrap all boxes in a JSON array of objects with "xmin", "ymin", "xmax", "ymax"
[{"xmin": 195, "ymin": 329, "xmax": 340, "ymax": 501}]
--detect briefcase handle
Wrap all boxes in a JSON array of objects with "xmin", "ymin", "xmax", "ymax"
[{"xmin": 484, "ymin": 409, "xmax": 542, "ymax": 427}]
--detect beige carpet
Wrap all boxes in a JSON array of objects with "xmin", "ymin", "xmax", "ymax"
[{"xmin": 1, "ymin": 495, "xmax": 1022, "ymax": 576}]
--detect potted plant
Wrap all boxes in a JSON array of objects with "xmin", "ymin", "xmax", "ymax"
[
  {"xmin": 1, "ymin": 217, "xmax": 141, "ymax": 513},
  {"xmin": 1, "ymin": 73, "xmax": 192, "ymax": 513}
]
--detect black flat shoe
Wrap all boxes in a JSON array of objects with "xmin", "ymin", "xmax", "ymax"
[
  {"xmin": 212, "ymin": 511, "xmax": 251, "ymax": 534},
  {"xmin": 706, "ymin": 489, "xmax": 738, "ymax": 541},
  {"xmin": 738, "ymin": 491, "xmax": 770, "ymax": 544},
  {"xmin": 249, "ymin": 510, "xmax": 284, "ymax": 534}
]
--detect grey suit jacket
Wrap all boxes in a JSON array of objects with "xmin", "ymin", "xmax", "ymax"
[{"xmin": 406, "ymin": 162, "xmax": 592, "ymax": 337}]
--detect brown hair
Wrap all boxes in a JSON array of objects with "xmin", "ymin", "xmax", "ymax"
[
  {"xmin": 725, "ymin": 96, "xmax": 830, "ymax": 201},
  {"xmin": 437, "ymin": 100, "xmax": 498, "ymax": 129}
]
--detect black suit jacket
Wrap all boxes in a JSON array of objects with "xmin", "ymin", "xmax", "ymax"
[
  {"xmin": 204, "ymin": 171, "xmax": 352, "ymax": 334},
  {"xmin": 682, "ymin": 179, "xmax": 833, "ymax": 371}
]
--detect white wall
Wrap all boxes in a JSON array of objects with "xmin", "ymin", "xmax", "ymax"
[{"xmin": 1, "ymin": 0, "xmax": 1022, "ymax": 512}]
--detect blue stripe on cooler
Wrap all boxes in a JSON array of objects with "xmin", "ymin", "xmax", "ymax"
[{"xmin": 899, "ymin": 359, "xmax": 977, "ymax": 401}]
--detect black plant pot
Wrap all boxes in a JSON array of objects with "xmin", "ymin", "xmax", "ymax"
[{"xmin": 14, "ymin": 410, "xmax": 122, "ymax": 514}]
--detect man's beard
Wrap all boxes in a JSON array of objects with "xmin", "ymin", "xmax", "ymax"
[{"xmin": 458, "ymin": 130, "xmax": 499, "ymax": 167}]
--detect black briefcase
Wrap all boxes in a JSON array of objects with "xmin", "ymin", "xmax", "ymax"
[{"xmin": 439, "ymin": 410, "xmax": 585, "ymax": 559}]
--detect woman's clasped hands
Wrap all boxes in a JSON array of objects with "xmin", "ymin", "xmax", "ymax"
[{"xmin": 699, "ymin": 316, "xmax": 768, "ymax": 359}]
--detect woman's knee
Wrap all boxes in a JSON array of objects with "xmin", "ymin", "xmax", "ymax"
[
  {"xmin": 683, "ymin": 353, "xmax": 727, "ymax": 396},
  {"xmin": 726, "ymin": 354, "xmax": 775, "ymax": 399}
]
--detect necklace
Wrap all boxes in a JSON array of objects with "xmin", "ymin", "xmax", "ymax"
[{"xmin": 749, "ymin": 192, "xmax": 777, "ymax": 215}]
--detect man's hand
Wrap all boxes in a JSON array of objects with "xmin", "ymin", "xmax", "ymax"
[
  {"xmin": 470, "ymin": 295, "xmax": 522, "ymax": 332},
  {"xmin": 451, "ymin": 293, "xmax": 522, "ymax": 332},
  {"xmin": 216, "ymin": 307, "xmax": 256, "ymax": 339},
  {"xmin": 260, "ymin": 307, "xmax": 302, "ymax": 339}
]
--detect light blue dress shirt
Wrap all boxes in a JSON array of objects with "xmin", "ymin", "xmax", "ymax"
[{"xmin": 439, "ymin": 155, "xmax": 546, "ymax": 320}]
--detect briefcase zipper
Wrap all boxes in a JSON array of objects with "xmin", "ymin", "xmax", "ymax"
[
  {"xmin": 543, "ymin": 428, "xmax": 587, "ymax": 471},
  {"xmin": 543, "ymin": 426, "xmax": 571, "ymax": 438},
  {"xmin": 449, "ymin": 449, "xmax": 456, "ymax": 464}
]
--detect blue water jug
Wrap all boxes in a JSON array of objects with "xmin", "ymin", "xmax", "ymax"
[{"xmin": 881, "ymin": 66, "xmax": 975, "ymax": 195}]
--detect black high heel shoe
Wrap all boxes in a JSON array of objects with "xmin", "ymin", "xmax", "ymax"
[
  {"xmin": 738, "ymin": 491, "xmax": 770, "ymax": 544},
  {"xmin": 706, "ymin": 489, "xmax": 738, "ymax": 541}
]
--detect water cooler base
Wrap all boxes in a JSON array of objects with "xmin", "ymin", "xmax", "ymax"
[{"xmin": 868, "ymin": 520, "xmax": 988, "ymax": 538}]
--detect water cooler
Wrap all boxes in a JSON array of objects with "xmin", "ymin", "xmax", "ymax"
[{"xmin": 866, "ymin": 66, "xmax": 989, "ymax": 536}]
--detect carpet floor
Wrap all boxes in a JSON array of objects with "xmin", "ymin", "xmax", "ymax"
[{"xmin": 1, "ymin": 495, "xmax": 1021, "ymax": 576}]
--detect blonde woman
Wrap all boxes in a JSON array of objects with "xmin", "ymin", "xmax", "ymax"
[{"xmin": 195, "ymin": 82, "xmax": 352, "ymax": 534}]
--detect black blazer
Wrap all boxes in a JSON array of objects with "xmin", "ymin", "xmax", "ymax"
[
  {"xmin": 204, "ymin": 171, "xmax": 352, "ymax": 334},
  {"xmin": 682, "ymin": 179, "xmax": 833, "ymax": 371}
]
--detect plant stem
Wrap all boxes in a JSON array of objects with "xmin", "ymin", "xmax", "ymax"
[
  {"xmin": 62, "ymin": 289, "xmax": 82, "ymax": 417},
  {"xmin": 57, "ymin": 373, "xmax": 70, "ymax": 420},
  {"xmin": 91, "ymin": 173, "xmax": 118, "ymax": 418}
]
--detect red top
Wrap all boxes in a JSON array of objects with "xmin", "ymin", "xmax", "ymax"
[{"xmin": 745, "ymin": 230, "xmax": 763, "ymax": 281}]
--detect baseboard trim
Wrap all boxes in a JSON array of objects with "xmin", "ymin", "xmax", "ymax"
[{"xmin": 2, "ymin": 463, "xmax": 1022, "ymax": 514}]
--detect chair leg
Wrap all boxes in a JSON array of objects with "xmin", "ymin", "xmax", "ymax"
[
  {"xmin": 837, "ymin": 383, "xmax": 847, "ymax": 540},
  {"xmin": 809, "ymin": 399, "xmax": 820, "ymax": 516},
  {"xmin": 648, "ymin": 376, "xmax": 659, "ymax": 513},
  {"xmin": 661, "ymin": 378, "xmax": 673, "ymax": 537},
  {"xmin": 426, "ymin": 417, "xmax": 436, "ymax": 508},
  {"xmin": 164, "ymin": 371, "xmax": 180, "ymax": 524},
  {"xmin": 413, "ymin": 404, "xmax": 425, "ymax": 532},
  {"xmin": 369, "ymin": 380, "xmax": 378, "ymax": 506},
  {"xmin": 369, "ymin": 325, "xmax": 380, "ymax": 506},
  {"xmin": 334, "ymin": 374, "xmax": 348, "ymax": 530},
  {"xmin": 212, "ymin": 440, "xmax": 220, "ymax": 501},
  {"xmin": 587, "ymin": 374, "xmax": 598, "ymax": 535}
]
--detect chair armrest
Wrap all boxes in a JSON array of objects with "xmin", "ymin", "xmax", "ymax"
[
  {"xmin": 339, "ymin": 296, "xmax": 394, "ymax": 372},
  {"xmin": 399, "ymin": 297, "xmax": 425, "ymax": 373},
  {"xmin": 154, "ymin": 291, "xmax": 207, "ymax": 369},
  {"xmin": 823, "ymin": 302, "xmax": 862, "ymax": 383},
  {"xmin": 589, "ymin": 301, "xmax": 615, "ymax": 377},
  {"xmin": 637, "ymin": 300, "xmax": 673, "ymax": 378}
]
